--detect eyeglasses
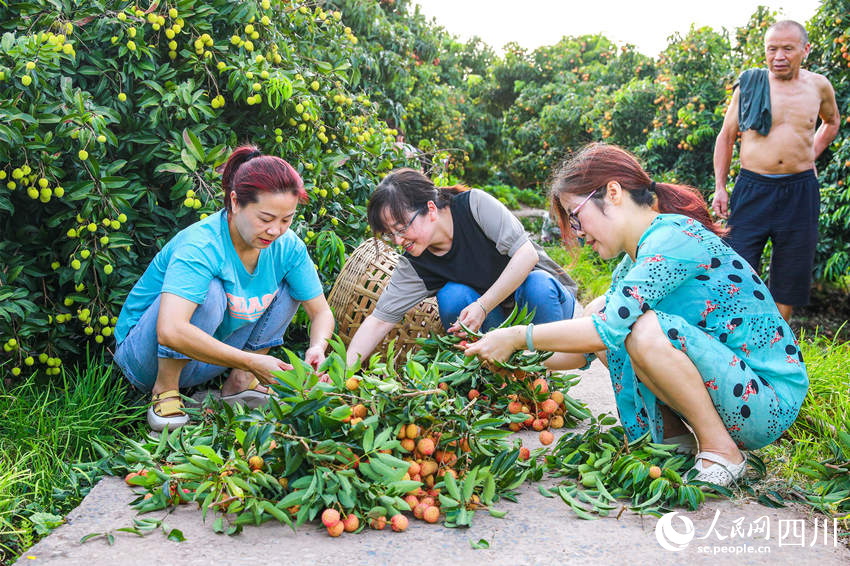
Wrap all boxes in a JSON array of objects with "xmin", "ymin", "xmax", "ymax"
[
  {"xmin": 568, "ymin": 189, "xmax": 602, "ymax": 233},
  {"xmin": 387, "ymin": 209, "xmax": 422, "ymax": 239}
]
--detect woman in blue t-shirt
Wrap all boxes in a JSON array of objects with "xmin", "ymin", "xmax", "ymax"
[
  {"xmin": 464, "ymin": 143, "xmax": 808, "ymax": 487},
  {"xmin": 114, "ymin": 146, "xmax": 334, "ymax": 431}
]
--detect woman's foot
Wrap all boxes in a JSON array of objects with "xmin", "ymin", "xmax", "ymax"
[
  {"xmin": 221, "ymin": 369, "xmax": 271, "ymax": 408},
  {"xmin": 689, "ymin": 449, "xmax": 747, "ymax": 487},
  {"xmin": 147, "ymin": 389, "xmax": 189, "ymax": 432}
]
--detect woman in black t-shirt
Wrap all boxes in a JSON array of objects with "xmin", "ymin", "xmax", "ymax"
[{"xmin": 345, "ymin": 168, "xmax": 579, "ymax": 365}]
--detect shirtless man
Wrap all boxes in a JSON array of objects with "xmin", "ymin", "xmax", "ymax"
[{"xmin": 713, "ymin": 20, "xmax": 839, "ymax": 321}]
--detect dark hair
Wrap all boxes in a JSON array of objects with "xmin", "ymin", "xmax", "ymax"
[
  {"xmin": 550, "ymin": 143, "xmax": 726, "ymax": 244},
  {"xmin": 767, "ymin": 20, "xmax": 808, "ymax": 45},
  {"xmin": 366, "ymin": 168, "xmax": 468, "ymax": 234},
  {"xmin": 218, "ymin": 145, "xmax": 307, "ymax": 211}
]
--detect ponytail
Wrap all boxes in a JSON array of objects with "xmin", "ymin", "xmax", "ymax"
[
  {"xmin": 217, "ymin": 144, "xmax": 306, "ymax": 211},
  {"xmin": 654, "ymin": 182, "xmax": 726, "ymax": 237}
]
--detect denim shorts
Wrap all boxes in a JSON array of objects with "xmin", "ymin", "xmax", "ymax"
[{"xmin": 113, "ymin": 278, "xmax": 299, "ymax": 391}]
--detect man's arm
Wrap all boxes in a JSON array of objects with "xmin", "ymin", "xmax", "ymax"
[
  {"xmin": 813, "ymin": 76, "xmax": 840, "ymax": 159},
  {"xmin": 712, "ymin": 88, "xmax": 741, "ymax": 219}
]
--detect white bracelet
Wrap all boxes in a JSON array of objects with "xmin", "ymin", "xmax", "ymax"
[{"xmin": 475, "ymin": 300, "xmax": 488, "ymax": 315}]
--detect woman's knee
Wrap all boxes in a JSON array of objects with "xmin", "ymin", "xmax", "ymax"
[
  {"xmin": 624, "ymin": 310, "xmax": 665, "ymax": 360},
  {"xmin": 584, "ymin": 295, "xmax": 606, "ymax": 317},
  {"xmin": 436, "ymin": 282, "xmax": 477, "ymax": 317},
  {"xmin": 187, "ymin": 279, "xmax": 228, "ymax": 330},
  {"xmin": 516, "ymin": 271, "xmax": 576, "ymax": 321},
  {"xmin": 515, "ymin": 270, "xmax": 557, "ymax": 303}
]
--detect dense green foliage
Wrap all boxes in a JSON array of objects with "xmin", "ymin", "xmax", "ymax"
[
  {"xmin": 1, "ymin": 0, "xmax": 848, "ymax": 379},
  {"xmin": 0, "ymin": 0, "xmax": 412, "ymax": 377}
]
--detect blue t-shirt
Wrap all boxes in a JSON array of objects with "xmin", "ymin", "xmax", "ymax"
[{"xmin": 116, "ymin": 209, "xmax": 322, "ymax": 343}]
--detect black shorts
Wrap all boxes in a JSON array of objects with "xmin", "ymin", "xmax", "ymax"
[{"xmin": 726, "ymin": 168, "xmax": 819, "ymax": 306}]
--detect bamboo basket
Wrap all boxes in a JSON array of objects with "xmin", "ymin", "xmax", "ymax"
[{"xmin": 328, "ymin": 238, "xmax": 443, "ymax": 360}]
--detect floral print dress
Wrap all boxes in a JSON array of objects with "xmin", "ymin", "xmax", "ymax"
[{"xmin": 591, "ymin": 214, "xmax": 809, "ymax": 450}]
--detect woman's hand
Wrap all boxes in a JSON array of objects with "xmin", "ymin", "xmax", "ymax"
[
  {"xmin": 248, "ymin": 353, "xmax": 294, "ymax": 384},
  {"xmin": 447, "ymin": 301, "xmax": 486, "ymax": 336},
  {"xmin": 304, "ymin": 344, "xmax": 326, "ymax": 370},
  {"xmin": 463, "ymin": 326, "xmax": 524, "ymax": 363}
]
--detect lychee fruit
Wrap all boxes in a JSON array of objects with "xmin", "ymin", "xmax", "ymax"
[
  {"xmin": 539, "ymin": 430, "xmax": 554, "ymax": 445},
  {"xmin": 327, "ymin": 521, "xmax": 345, "ymax": 537},
  {"xmin": 416, "ymin": 437, "xmax": 435, "ymax": 456},
  {"xmin": 321, "ymin": 508, "xmax": 341, "ymax": 528},
  {"xmin": 423, "ymin": 506, "xmax": 440, "ymax": 523},
  {"xmin": 390, "ymin": 514, "xmax": 408, "ymax": 532},
  {"xmin": 342, "ymin": 514, "xmax": 359, "ymax": 532}
]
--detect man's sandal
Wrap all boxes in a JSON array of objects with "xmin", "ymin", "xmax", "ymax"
[
  {"xmin": 147, "ymin": 389, "xmax": 189, "ymax": 432},
  {"xmin": 688, "ymin": 450, "xmax": 747, "ymax": 487},
  {"xmin": 220, "ymin": 377, "xmax": 271, "ymax": 409}
]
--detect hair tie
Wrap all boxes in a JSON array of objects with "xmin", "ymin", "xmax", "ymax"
[
  {"xmin": 649, "ymin": 181, "xmax": 657, "ymax": 192},
  {"xmin": 247, "ymin": 150, "xmax": 262, "ymax": 160}
]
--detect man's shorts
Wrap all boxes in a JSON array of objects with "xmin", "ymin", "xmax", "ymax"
[{"xmin": 727, "ymin": 168, "xmax": 819, "ymax": 306}]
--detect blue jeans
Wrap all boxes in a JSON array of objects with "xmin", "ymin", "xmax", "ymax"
[
  {"xmin": 436, "ymin": 270, "xmax": 576, "ymax": 332},
  {"xmin": 113, "ymin": 279, "xmax": 299, "ymax": 392}
]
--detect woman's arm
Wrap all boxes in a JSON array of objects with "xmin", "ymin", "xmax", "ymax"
[
  {"xmin": 448, "ymin": 239, "xmax": 538, "ymax": 333},
  {"xmin": 463, "ymin": 317, "xmax": 605, "ymax": 363},
  {"xmin": 156, "ymin": 292, "xmax": 291, "ymax": 383},
  {"xmin": 301, "ymin": 294, "xmax": 335, "ymax": 369},
  {"xmin": 346, "ymin": 314, "xmax": 397, "ymax": 366}
]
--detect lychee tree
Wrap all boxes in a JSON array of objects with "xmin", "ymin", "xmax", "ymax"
[{"xmin": 0, "ymin": 0, "xmax": 411, "ymax": 380}]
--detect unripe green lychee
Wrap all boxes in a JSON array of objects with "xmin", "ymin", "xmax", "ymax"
[
  {"xmin": 103, "ymin": 264, "xmax": 113, "ymax": 275},
  {"xmin": 78, "ymin": 149, "xmax": 89, "ymax": 161},
  {"xmin": 118, "ymin": 92, "xmax": 127, "ymax": 102}
]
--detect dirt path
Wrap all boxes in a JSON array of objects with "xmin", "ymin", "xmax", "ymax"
[{"xmin": 16, "ymin": 362, "xmax": 850, "ymax": 565}]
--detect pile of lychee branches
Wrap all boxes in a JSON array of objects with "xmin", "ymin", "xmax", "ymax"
[{"xmin": 109, "ymin": 310, "xmax": 590, "ymax": 537}]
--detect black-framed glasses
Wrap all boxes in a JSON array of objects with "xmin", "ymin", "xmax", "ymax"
[
  {"xmin": 568, "ymin": 188, "xmax": 602, "ymax": 233},
  {"xmin": 387, "ymin": 209, "xmax": 422, "ymax": 239}
]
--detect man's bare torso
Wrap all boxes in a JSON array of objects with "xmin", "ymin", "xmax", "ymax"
[{"xmin": 740, "ymin": 69, "xmax": 827, "ymax": 174}]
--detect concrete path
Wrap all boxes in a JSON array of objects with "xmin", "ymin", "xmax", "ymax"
[{"xmin": 17, "ymin": 362, "xmax": 850, "ymax": 565}]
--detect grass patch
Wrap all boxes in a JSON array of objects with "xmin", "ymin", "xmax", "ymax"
[
  {"xmin": 761, "ymin": 329, "xmax": 850, "ymax": 484},
  {"xmin": 481, "ymin": 183, "xmax": 547, "ymax": 210},
  {"xmin": 544, "ymin": 244, "xmax": 618, "ymax": 304},
  {"xmin": 0, "ymin": 355, "xmax": 144, "ymax": 563}
]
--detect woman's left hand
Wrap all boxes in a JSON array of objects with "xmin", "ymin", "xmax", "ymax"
[
  {"xmin": 463, "ymin": 326, "xmax": 524, "ymax": 363},
  {"xmin": 447, "ymin": 302, "xmax": 486, "ymax": 336},
  {"xmin": 304, "ymin": 344, "xmax": 326, "ymax": 370}
]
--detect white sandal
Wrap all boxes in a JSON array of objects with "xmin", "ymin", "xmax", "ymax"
[
  {"xmin": 689, "ymin": 450, "xmax": 747, "ymax": 487},
  {"xmin": 147, "ymin": 389, "xmax": 190, "ymax": 432},
  {"xmin": 662, "ymin": 432, "xmax": 698, "ymax": 455},
  {"xmin": 220, "ymin": 377, "xmax": 271, "ymax": 409}
]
